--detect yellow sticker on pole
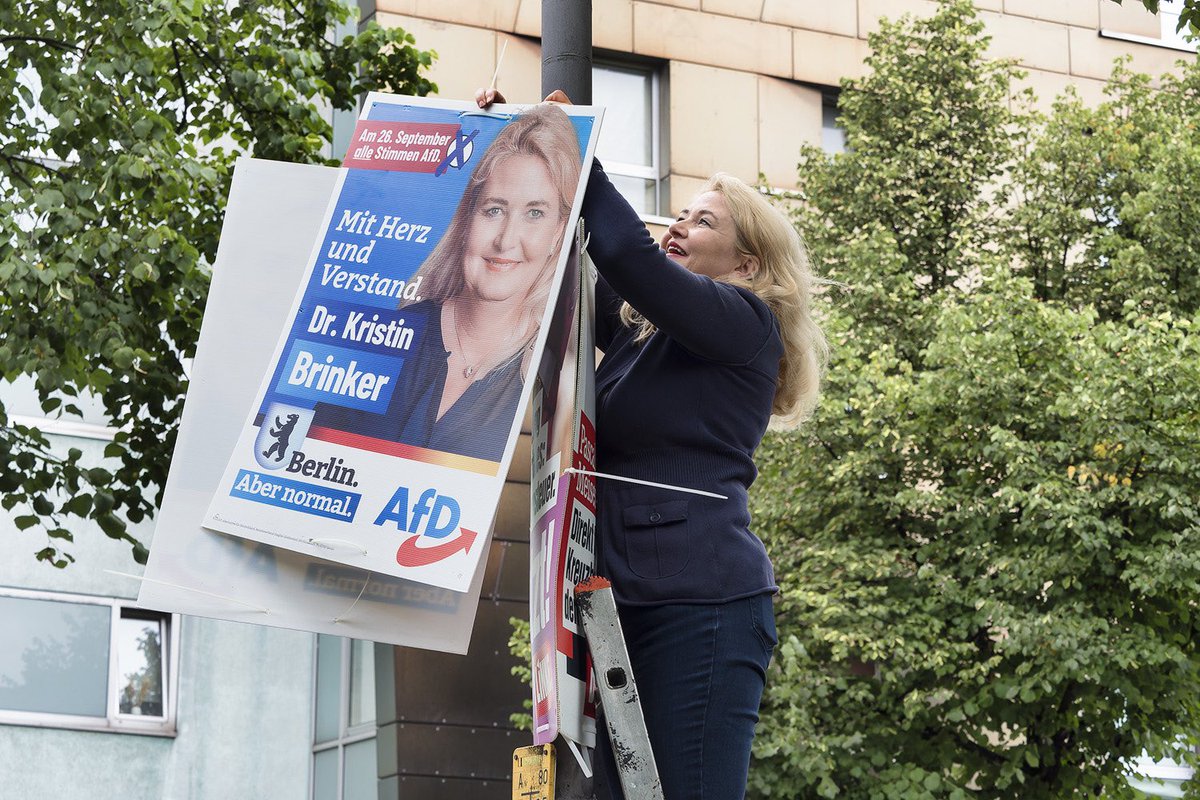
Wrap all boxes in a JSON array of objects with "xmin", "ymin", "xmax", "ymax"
[{"xmin": 512, "ymin": 743, "xmax": 555, "ymax": 800}]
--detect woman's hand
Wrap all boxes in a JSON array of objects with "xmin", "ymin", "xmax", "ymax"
[{"xmin": 474, "ymin": 87, "xmax": 507, "ymax": 108}]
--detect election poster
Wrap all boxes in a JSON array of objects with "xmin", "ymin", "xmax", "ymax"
[
  {"xmin": 139, "ymin": 159, "xmax": 483, "ymax": 652},
  {"xmin": 528, "ymin": 223, "xmax": 599, "ymax": 749},
  {"xmin": 203, "ymin": 94, "xmax": 602, "ymax": 591}
]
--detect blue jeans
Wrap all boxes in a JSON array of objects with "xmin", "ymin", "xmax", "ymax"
[{"xmin": 593, "ymin": 593, "xmax": 778, "ymax": 800}]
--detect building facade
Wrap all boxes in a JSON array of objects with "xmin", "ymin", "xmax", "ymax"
[
  {"xmin": 363, "ymin": 0, "xmax": 1193, "ymax": 232},
  {"xmin": 0, "ymin": 2, "xmax": 1193, "ymax": 799}
]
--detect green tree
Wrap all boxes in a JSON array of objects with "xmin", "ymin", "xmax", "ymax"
[
  {"xmin": 0, "ymin": 0, "xmax": 435, "ymax": 566},
  {"xmin": 751, "ymin": 2, "xmax": 1200, "ymax": 797}
]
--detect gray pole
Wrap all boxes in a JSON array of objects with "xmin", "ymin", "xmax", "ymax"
[
  {"xmin": 541, "ymin": 0, "xmax": 592, "ymax": 104},
  {"xmin": 540, "ymin": 4, "xmax": 594, "ymax": 799}
]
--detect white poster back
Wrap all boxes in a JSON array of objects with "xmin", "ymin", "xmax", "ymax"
[{"xmin": 137, "ymin": 158, "xmax": 482, "ymax": 652}]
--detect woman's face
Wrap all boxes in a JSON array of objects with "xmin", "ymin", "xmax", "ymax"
[
  {"xmin": 462, "ymin": 153, "xmax": 563, "ymax": 305},
  {"xmin": 660, "ymin": 191, "xmax": 751, "ymax": 281}
]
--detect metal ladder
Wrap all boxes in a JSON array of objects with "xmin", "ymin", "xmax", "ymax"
[
  {"xmin": 513, "ymin": 577, "xmax": 664, "ymax": 800},
  {"xmin": 574, "ymin": 576, "xmax": 664, "ymax": 799}
]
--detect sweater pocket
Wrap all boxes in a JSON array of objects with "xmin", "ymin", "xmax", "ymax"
[{"xmin": 622, "ymin": 500, "xmax": 690, "ymax": 580}]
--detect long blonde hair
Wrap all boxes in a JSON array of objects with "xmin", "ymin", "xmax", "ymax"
[
  {"xmin": 620, "ymin": 173, "xmax": 827, "ymax": 422},
  {"xmin": 407, "ymin": 104, "xmax": 582, "ymax": 334}
]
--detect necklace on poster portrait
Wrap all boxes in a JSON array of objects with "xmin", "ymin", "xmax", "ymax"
[{"xmin": 448, "ymin": 299, "xmax": 531, "ymax": 381}]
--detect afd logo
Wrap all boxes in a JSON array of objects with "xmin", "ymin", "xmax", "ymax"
[
  {"xmin": 374, "ymin": 486, "xmax": 479, "ymax": 568},
  {"xmin": 374, "ymin": 486, "xmax": 460, "ymax": 537}
]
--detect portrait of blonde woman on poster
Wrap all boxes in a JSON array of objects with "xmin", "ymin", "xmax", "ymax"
[{"xmin": 313, "ymin": 104, "xmax": 583, "ymax": 462}]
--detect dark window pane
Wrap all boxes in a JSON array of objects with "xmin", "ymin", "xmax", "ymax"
[
  {"xmin": 822, "ymin": 101, "xmax": 846, "ymax": 154},
  {"xmin": 348, "ymin": 639, "xmax": 375, "ymax": 728},
  {"xmin": 315, "ymin": 634, "xmax": 343, "ymax": 743},
  {"xmin": 593, "ymin": 65, "xmax": 654, "ymax": 166},
  {"xmin": 313, "ymin": 748, "xmax": 338, "ymax": 799},
  {"xmin": 117, "ymin": 612, "xmax": 165, "ymax": 717},
  {"xmin": 343, "ymin": 739, "xmax": 378, "ymax": 800}
]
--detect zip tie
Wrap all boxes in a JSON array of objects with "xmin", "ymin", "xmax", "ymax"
[
  {"xmin": 332, "ymin": 572, "xmax": 372, "ymax": 623},
  {"xmin": 460, "ymin": 109, "xmax": 512, "ymax": 120},
  {"xmin": 489, "ymin": 38, "xmax": 508, "ymax": 93},
  {"xmin": 104, "ymin": 570, "xmax": 272, "ymax": 614},
  {"xmin": 565, "ymin": 738, "xmax": 593, "ymax": 779},
  {"xmin": 563, "ymin": 467, "xmax": 728, "ymax": 500},
  {"xmin": 308, "ymin": 537, "xmax": 368, "ymax": 555}
]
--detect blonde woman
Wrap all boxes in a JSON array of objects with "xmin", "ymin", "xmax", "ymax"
[
  {"xmin": 480, "ymin": 88, "xmax": 825, "ymax": 798},
  {"xmin": 584, "ymin": 165, "xmax": 826, "ymax": 800}
]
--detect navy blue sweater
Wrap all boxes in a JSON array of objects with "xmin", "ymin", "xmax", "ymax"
[{"xmin": 582, "ymin": 162, "xmax": 782, "ymax": 605}]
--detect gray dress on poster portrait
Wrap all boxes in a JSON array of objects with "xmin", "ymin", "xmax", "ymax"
[{"xmin": 310, "ymin": 299, "xmax": 523, "ymax": 462}]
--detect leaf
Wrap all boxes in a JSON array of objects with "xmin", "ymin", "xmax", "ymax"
[
  {"xmin": 65, "ymin": 494, "xmax": 93, "ymax": 516},
  {"xmin": 112, "ymin": 347, "xmax": 135, "ymax": 370},
  {"xmin": 92, "ymin": 492, "xmax": 114, "ymax": 514},
  {"xmin": 95, "ymin": 513, "xmax": 126, "ymax": 540}
]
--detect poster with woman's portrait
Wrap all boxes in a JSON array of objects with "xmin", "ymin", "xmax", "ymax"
[{"xmin": 203, "ymin": 94, "xmax": 602, "ymax": 591}]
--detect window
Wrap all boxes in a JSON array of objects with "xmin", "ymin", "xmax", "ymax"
[
  {"xmin": 821, "ymin": 88, "xmax": 847, "ymax": 154},
  {"xmin": 592, "ymin": 59, "xmax": 669, "ymax": 218},
  {"xmin": 0, "ymin": 587, "xmax": 178, "ymax": 735},
  {"xmin": 1128, "ymin": 747, "xmax": 1195, "ymax": 796},
  {"xmin": 312, "ymin": 635, "xmax": 377, "ymax": 800},
  {"xmin": 1100, "ymin": 0, "xmax": 1197, "ymax": 53},
  {"xmin": 1159, "ymin": 0, "xmax": 1198, "ymax": 50}
]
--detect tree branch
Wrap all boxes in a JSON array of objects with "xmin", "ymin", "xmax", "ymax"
[
  {"xmin": 0, "ymin": 35, "xmax": 82, "ymax": 52},
  {"xmin": 0, "ymin": 153, "xmax": 50, "ymax": 189},
  {"xmin": 171, "ymin": 42, "xmax": 192, "ymax": 134},
  {"xmin": 952, "ymin": 730, "xmax": 1007, "ymax": 766}
]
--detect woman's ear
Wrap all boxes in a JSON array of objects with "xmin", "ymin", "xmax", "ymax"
[{"xmin": 735, "ymin": 254, "xmax": 760, "ymax": 280}]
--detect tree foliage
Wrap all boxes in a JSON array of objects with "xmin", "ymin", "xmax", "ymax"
[
  {"xmin": 0, "ymin": 0, "xmax": 435, "ymax": 566},
  {"xmin": 751, "ymin": 2, "xmax": 1200, "ymax": 797}
]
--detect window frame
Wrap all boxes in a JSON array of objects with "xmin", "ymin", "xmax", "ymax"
[
  {"xmin": 0, "ymin": 586, "xmax": 180, "ymax": 737},
  {"xmin": 1100, "ymin": 0, "xmax": 1197, "ymax": 53},
  {"xmin": 592, "ymin": 55, "xmax": 671, "ymax": 223},
  {"xmin": 1158, "ymin": 0, "xmax": 1198, "ymax": 49},
  {"xmin": 821, "ymin": 87, "xmax": 847, "ymax": 155},
  {"xmin": 310, "ymin": 635, "xmax": 378, "ymax": 800}
]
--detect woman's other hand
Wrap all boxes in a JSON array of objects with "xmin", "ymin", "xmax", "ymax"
[{"xmin": 474, "ymin": 87, "xmax": 508, "ymax": 108}]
